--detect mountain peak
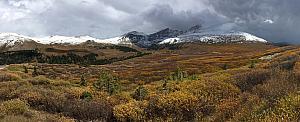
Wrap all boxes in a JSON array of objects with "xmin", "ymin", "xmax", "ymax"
[
  {"xmin": 188, "ymin": 25, "xmax": 202, "ymax": 30},
  {"xmin": 148, "ymin": 28, "xmax": 183, "ymax": 42},
  {"xmin": 186, "ymin": 25, "xmax": 202, "ymax": 33},
  {"xmin": 125, "ymin": 31, "xmax": 146, "ymax": 36}
]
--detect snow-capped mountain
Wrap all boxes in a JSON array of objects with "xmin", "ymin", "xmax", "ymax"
[
  {"xmin": 108, "ymin": 25, "xmax": 268, "ymax": 46},
  {"xmin": 0, "ymin": 33, "xmax": 134, "ymax": 48},
  {"xmin": 115, "ymin": 31, "xmax": 149, "ymax": 47},
  {"xmin": 0, "ymin": 33, "xmax": 36, "ymax": 47},
  {"xmin": 0, "ymin": 24, "xmax": 269, "ymax": 49},
  {"xmin": 148, "ymin": 28, "xmax": 183, "ymax": 42},
  {"xmin": 159, "ymin": 31, "xmax": 268, "ymax": 44},
  {"xmin": 158, "ymin": 24, "xmax": 268, "ymax": 44}
]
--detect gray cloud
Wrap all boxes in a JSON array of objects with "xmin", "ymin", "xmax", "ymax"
[
  {"xmin": 0, "ymin": 0, "xmax": 299, "ymax": 43},
  {"xmin": 208, "ymin": 0, "xmax": 300, "ymax": 43}
]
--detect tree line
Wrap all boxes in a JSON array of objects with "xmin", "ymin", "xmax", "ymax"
[{"xmin": 0, "ymin": 49, "xmax": 150, "ymax": 65}]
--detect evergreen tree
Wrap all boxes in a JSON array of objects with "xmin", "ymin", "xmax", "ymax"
[
  {"xmin": 222, "ymin": 64, "xmax": 229, "ymax": 70},
  {"xmin": 80, "ymin": 91, "xmax": 93, "ymax": 100},
  {"xmin": 23, "ymin": 65, "xmax": 28, "ymax": 73},
  {"xmin": 132, "ymin": 85, "xmax": 148, "ymax": 101},
  {"xmin": 94, "ymin": 71, "xmax": 119, "ymax": 95},
  {"xmin": 169, "ymin": 67, "xmax": 187, "ymax": 82},
  {"xmin": 162, "ymin": 79, "xmax": 168, "ymax": 90},
  {"xmin": 32, "ymin": 65, "xmax": 38, "ymax": 77},
  {"xmin": 80, "ymin": 75, "xmax": 87, "ymax": 86},
  {"xmin": 249, "ymin": 60, "xmax": 256, "ymax": 69}
]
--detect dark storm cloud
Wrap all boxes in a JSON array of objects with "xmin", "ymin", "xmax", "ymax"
[
  {"xmin": 208, "ymin": 0, "xmax": 300, "ymax": 43},
  {"xmin": 0, "ymin": 0, "xmax": 300, "ymax": 43},
  {"xmin": 141, "ymin": 4, "xmax": 203, "ymax": 30}
]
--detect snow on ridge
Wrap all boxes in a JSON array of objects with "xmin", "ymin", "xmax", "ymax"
[
  {"xmin": 159, "ymin": 38, "xmax": 181, "ymax": 44},
  {"xmin": 160, "ymin": 31, "xmax": 268, "ymax": 44},
  {"xmin": 39, "ymin": 35, "xmax": 91, "ymax": 45},
  {"xmin": 0, "ymin": 29, "xmax": 269, "ymax": 47},
  {"xmin": 0, "ymin": 32, "xmax": 134, "ymax": 46},
  {"xmin": 39, "ymin": 35, "xmax": 133, "ymax": 45},
  {"xmin": 0, "ymin": 32, "xmax": 36, "ymax": 46},
  {"xmin": 237, "ymin": 32, "xmax": 268, "ymax": 43},
  {"xmin": 96, "ymin": 36, "xmax": 123, "ymax": 45}
]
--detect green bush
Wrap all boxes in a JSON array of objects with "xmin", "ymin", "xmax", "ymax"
[
  {"xmin": 169, "ymin": 67, "xmax": 188, "ymax": 82},
  {"xmin": 80, "ymin": 91, "xmax": 93, "ymax": 100},
  {"xmin": 94, "ymin": 71, "xmax": 120, "ymax": 95}
]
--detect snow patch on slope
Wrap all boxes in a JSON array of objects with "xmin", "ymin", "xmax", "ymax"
[
  {"xmin": 39, "ymin": 36, "xmax": 88, "ymax": 45},
  {"xmin": 159, "ymin": 38, "xmax": 181, "ymax": 44},
  {"xmin": 159, "ymin": 31, "xmax": 268, "ymax": 44}
]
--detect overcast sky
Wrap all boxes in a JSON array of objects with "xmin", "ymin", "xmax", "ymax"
[{"xmin": 0, "ymin": 0, "xmax": 300, "ymax": 43}]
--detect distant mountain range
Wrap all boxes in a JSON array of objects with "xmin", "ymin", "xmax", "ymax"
[{"xmin": 0, "ymin": 25, "xmax": 268, "ymax": 50}]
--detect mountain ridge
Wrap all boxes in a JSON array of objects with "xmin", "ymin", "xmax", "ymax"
[{"xmin": 0, "ymin": 25, "xmax": 268, "ymax": 50}]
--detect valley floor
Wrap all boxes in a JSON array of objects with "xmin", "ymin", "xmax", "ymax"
[{"xmin": 0, "ymin": 43, "xmax": 299, "ymax": 121}]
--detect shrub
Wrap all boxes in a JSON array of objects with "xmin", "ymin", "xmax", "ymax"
[
  {"xmin": 32, "ymin": 66, "xmax": 38, "ymax": 77},
  {"xmin": 113, "ymin": 100, "xmax": 148, "ymax": 121},
  {"xmin": 0, "ymin": 115, "xmax": 33, "ymax": 122},
  {"xmin": 94, "ymin": 71, "xmax": 120, "ymax": 95},
  {"xmin": 22, "ymin": 89, "xmax": 113, "ymax": 121},
  {"xmin": 252, "ymin": 79, "xmax": 297, "ymax": 103},
  {"xmin": 132, "ymin": 86, "xmax": 148, "ymax": 101},
  {"xmin": 146, "ymin": 91, "xmax": 199, "ymax": 121},
  {"xmin": 250, "ymin": 69, "xmax": 299, "ymax": 103},
  {"xmin": 64, "ymin": 99, "xmax": 113, "ymax": 121},
  {"xmin": 32, "ymin": 91, "xmax": 67, "ymax": 113},
  {"xmin": 229, "ymin": 93, "xmax": 269, "ymax": 121},
  {"xmin": 23, "ymin": 65, "xmax": 28, "ymax": 73},
  {"xmin": 270, "ymin": 94, "xmax": 300, "ymax": 121},
  {"xmin": 270, "ymin": 54, "xmax": 298, "ymax": 70},
  {"xmin": 222, "ymin": 64, "xmax": 229, "ymax": 70},
  {"xmin": 214, "ymin": 98, "xmax": 240, "ymax": 121},
  {"xmin": 80, "ymin": 91, "xmax": 93, "ymax": 100},
  {"xmin": 233, "ymin": 69, "xmax": 271, "ymax": 92},
  {"xmin": 18, "ymin": 90, "xmax": 44, "ymax": 107},
  {"xmin": 169, "ymin": 67, "xmax": 188, "ymax": 82},
  {"xmin": 0, "ymin": 73, "xmax": 21, "ymax": 82},
  {"xmin": 183, "ymin": 77, "xmax": 240, "ymax": 103},
  {"xmin": 0, "ymin": 81, "xmax": 29, "ymax": 100},
  {"xmin": 249, "ymin": 60, "xmax": 257, "ymax": 69},
  {"xmin": 27, "ymin": 76, "xmax": 50, "ymax": 85},
  {"xmin": 49, "ymin": 80, "xmax": 71, "ymax": 86},
  {"xmin": 0, "ymin": 99, "xmax": 29, "ymax": 116},
  {"xmin": 79, "ymin": 75, "xmax": 87, "ymax": 86}
]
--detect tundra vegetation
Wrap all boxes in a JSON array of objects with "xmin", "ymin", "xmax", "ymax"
[{"xmin": 0, "ymin": 43, "xmax": 299, "ymax": 121}]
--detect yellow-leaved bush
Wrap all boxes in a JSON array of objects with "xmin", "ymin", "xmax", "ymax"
[
  {"xmin": 113, "ymin": 100, "xmax": 148, "ymax": 121},
  {"xmin": 263, "ymin": 94, "xmax": 300, "ymax": 121},
  {"xmin": 0, "ymin": 99, "xmax": 29, "ymax": 116},
  {"xmin": 147, "ymin": 91, "xmax": 199, "ymax": 121}
]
